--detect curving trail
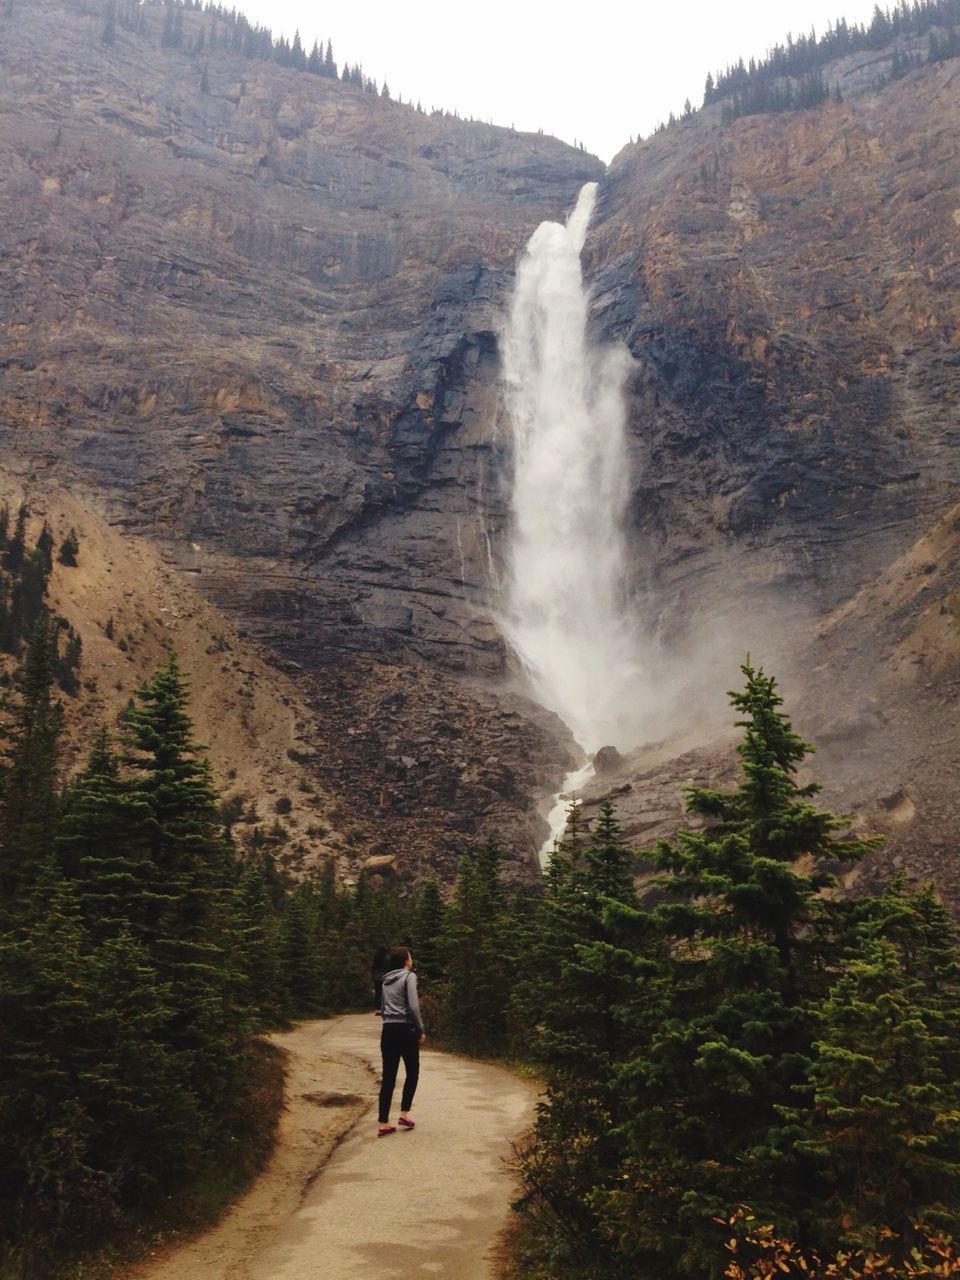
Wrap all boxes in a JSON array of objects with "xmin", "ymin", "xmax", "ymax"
[{"xmin": 126, "ymin": 1014, "xmax": 536, "ymax": 1280}]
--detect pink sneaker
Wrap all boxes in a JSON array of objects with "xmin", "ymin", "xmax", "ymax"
[
  {"xmin": 377, "ymin": 1125, "xmax": 396, "ymax": 1137},
  {"xmin": 398, "ymin": 1116, "xmax": 415, "ymax": 1130}
]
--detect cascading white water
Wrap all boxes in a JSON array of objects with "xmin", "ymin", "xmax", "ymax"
[{"xmin": 500, "ymin": 182, "xmax": 640, "ymax": 770}]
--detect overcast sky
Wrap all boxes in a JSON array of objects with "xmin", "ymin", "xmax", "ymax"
[{"xmin": 231, "ymin": 0, "xmax": 889, "ymax": 162}]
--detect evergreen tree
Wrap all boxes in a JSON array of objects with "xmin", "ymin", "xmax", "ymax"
[
  {"xmin": 437, "ymin": 837, "xmax": 512, "ymax": 1054},
  {"xmin": 516, "ymin": 803, "xmax": 645, "ymax": 1273},
  {"xmin": 234, "ymin": 856, "xmax": 284, "ymax": 1023},
  {"xmin": 517, "ymin": 663, "xmax": 885, "ymax": 1278},
  {"xmin": 598, "ymin": 665, "xmax": 878, "ymax": 1274},
  {"xmin": 0, "ymin": 619, "xmax": 63, "ymax": 912},
  {"xmin": 278, "ymin": 879, "xmax": 324, "ymax": 1014},
  {"xmin": 55, "ymin": 625, "xmax": 82, "ymax": 695},
  {"xmin": 19, "ymin": 549, "xmax": 51, "ymax": 639},
  {"xmin": 34, "ymin": 522, "xmax": 54, "ymax": 574},
  {"xmin": 655, "ymin": 661, "xmax": 876, "ymax": 981},
  {"xmin": 0, "ymin": 864, "xmax": 198, "ymax": 1260},
  {"xmin": 55, "ymin": 727, "xmax": 157, "ymax": 941},
  {"xmin": 0, "ymin": 646, "xmax": 307, "ymax": 1271},
  {"xmin": 0, "ymin": 867, "xmax": 113, "ymax": 1255},
  {"xmin": 122, "ymin": 652, "xmax": 250, "ymax": 1111},
  {"xmin": 412, "ymin": 877, "xmax": 446, "ymax": 982},
  {"xmin": 3, "ymin": 502, "xmax": 26, "ymax": 575},
  {"xmin": 797, "ymin": 884, "xmax": 960, "ymax": 1248}
]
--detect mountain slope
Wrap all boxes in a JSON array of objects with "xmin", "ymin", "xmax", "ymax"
[
  {"xmin": 4, "ymin": 1, "xmax": 960, "ymax": 889},
  {"xmin": 0, "ymin": 0, "xmax": 599, "ymax": 675}
]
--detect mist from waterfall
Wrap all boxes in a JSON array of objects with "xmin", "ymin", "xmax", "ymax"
[{"xmin": 499, "ymin": 182, "xmax": 641, "ymax": 755}]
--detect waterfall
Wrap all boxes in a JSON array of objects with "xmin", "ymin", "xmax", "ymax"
[{"xmin": 499, "ymin": 182, "xmax": 640, "ymax": 770}]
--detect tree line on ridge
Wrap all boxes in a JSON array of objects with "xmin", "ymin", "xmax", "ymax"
[{"xmin": 650, "ymin": 0, "xmax": 960, "ymax": 133}]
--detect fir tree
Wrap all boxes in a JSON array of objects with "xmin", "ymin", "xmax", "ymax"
[
  {"xmin": 34, "ymin": 522, "xmax": 54, "ymax": 574},
  {"xmin": 278, "ymin": 880, "xmax": 324, "ymax": 1014},
  {"xmin": 797, "ymin": 884, "xmax": 960, "ymax": 1248},
  {"xmin": 655, "ymin": 661, "xmax": 877, "ymax": 981},
  {"xmin": 55, "ymin": 727, "xmax": 157, "ymax": 941},
  {"xmin": 21, "ymin": 548, "xmax": 51, "ymax": 633},
  {"xmin": 437, "ymin": 837, "xmax": 512, "ymax": 1054},
  {"xmin": 524, "ymin": 663, "xmax": 882, "ymax": 1278},
  {"xmin": 235, "ymin": 856, "xmax": 284, "ymax": 1022},
  {"xmin": 606, "ymin": 666, "xmax": 876, "ymax": 1271},
  {"xmin": 412, "ymin": 877, "xmax": 446, "ymax": 982},
  {"xmin": 290, "ymin": 29, "xmax": 305, "ymax": 70},
  {"xmin": 3, "ymin": 502, "xmax": 26, "ymax": 575},
  {"xmin": 122, "ymin": 652, "xmax": 250, "ymax": 1110},
  {"xmin": 55, "ymin": 626, "xmax": 82, "ymax": 695},
  {"xmin": 0, "ymin": 619, "xmax": 63, "ymax": 911},
  {"xmin": 516, "ymin": 803, "xmax": 645, "ymax": 1271},
  {"xmin": 0, "ymin": 867, "xmax": 113, "ymax": 1254}
]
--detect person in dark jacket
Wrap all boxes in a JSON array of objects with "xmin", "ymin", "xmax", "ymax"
[{"xmin": 377, "ymin": 946, "xmax": 425, "ymax": 1136}]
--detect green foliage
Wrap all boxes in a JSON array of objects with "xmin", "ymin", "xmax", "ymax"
[
  {"xmin": 795, "ymin": 884, "xmax": 960, "ymax": 1247},
  {"xmin": 55, "ymin": 727, "xmax": 157, "ymax": 941},
  {"xmin": 0, "ymin": 621, "xmax": 64, "ymax": 910},
  {"xmin": 512, "ymin": 802, "xmax": 647, "ymax": 1275},
  {"xmin": 5, "ymin": 630, "xmax": 960, "ymax": 1280},
  {"xmin": 0, "ymin": 509, "xmax": 82, "ymax": 691},
  {"xmin": 0, "ymin": 644, "xmax": 420, "ymax": 1273},
  {"xmin": 412, "ymin": 877, "xmax": 446, "ymax": 982},
  {"xmin": 429, "ymin": 837, "xmax": 514, "ymax": 1055},
  {"xmin": 139, "ymin": 0, "xmax": 344, "ymax": 79},
  {"xmin": 34, "ymin": 524, "xmax": 53, "ymax": 575},
  {"xmin": 511, "ymin": 662, "xmax": 960, "ymax": 1280},
  {"xmin": 3, "ymin": 504, "xmax": 27, "ymax": 576}
]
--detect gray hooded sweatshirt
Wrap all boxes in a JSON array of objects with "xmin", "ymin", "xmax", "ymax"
[{"xmin": 380, "ymin": 967, "xmax": 424, "ymax": 1034}]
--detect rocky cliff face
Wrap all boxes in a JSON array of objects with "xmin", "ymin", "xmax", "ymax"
[
  {"xmin": 0, "ymin": 0, "xmax": 597, "ymax": 878},
  {"xmin": 4, "ymin": 0, "xmax": 960, "ymax": 893},
  {"xmin": 0, "ymin": 0, "xmax": 600, "ymax": 679},
  {"xmin": 575, "ymin": 43, "xmax": 960, "ymax": 903},
  {"xmin": 591, "ymin": 46, "xmax": 960, "ymax": 629}
]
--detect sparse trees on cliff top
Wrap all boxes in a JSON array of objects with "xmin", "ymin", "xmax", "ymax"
[{"xmin": 703, "ymin": 0, "xmax": 960, "ymax": 124}]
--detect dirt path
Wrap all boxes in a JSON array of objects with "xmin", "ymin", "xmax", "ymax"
[{"xmin": 126, "ymin": 1014, "xmax": 536, "ymax": 1280}]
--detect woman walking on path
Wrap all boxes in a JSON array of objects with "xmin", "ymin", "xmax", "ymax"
[{"xmin": 377, "ymin": 946, "xmax": 426, "ymax": 1136}]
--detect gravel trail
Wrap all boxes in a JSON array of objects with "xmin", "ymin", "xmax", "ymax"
[{"xmin": 126, "ymin": 1014, "xmax": 536, "ymax": 1280}]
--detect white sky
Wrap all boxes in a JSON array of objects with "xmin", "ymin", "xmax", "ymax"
[{"xmin": 231, "ymin": 0, "xmax": 889, "ymax": 162}]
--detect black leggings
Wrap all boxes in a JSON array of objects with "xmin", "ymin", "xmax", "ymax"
[{"xmin": 379, "ymin": 1023, "xmax": 420, "ymax": 1123}]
